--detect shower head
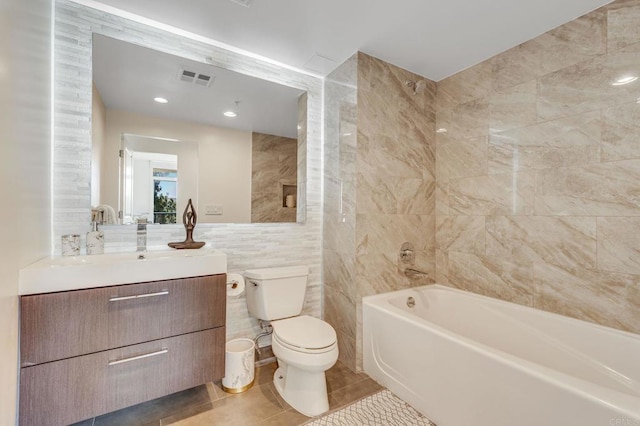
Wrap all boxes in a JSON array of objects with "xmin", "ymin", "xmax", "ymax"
[{"xmin": 406, "ymin": 80, "xmax": 427, "ymax": 95}]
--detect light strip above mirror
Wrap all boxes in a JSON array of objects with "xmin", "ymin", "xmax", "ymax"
[{"xmin": 68, "ymin": 0, "xmax": 323, "ymax": 78}]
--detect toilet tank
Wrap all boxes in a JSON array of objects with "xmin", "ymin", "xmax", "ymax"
[{"xmin": 244, "ymin": 266, "xmax": 309, "ymax": 321}]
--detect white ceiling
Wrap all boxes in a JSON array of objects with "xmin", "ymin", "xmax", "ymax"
[
  {"xmin": 93, "ymin": 34, "xmax": 303, "ymax": 138},
  {"xmin": 87, "ymin": 0, "xmax": 612, "ymax": 81}
]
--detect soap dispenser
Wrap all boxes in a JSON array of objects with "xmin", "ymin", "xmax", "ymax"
[{"xmin": 86, "ymin": 221, "xmax": 104, "ymax": 255}]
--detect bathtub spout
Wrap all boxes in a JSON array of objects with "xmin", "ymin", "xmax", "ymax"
[{"xmin": 404, "ymin": 268, "xmax": 429, "ymax": 279}]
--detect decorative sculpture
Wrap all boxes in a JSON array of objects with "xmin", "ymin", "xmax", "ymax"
[{"xmin": 168, "ymin": 198, "xmax": 205, "ymax": 249}]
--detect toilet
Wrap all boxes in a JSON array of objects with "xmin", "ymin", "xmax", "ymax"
[{"xmin": 244, "ymin": 266, "xmax": 338, "ymax": 417}]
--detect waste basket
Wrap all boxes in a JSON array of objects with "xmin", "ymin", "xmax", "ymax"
[{"xmin": 221, "ymin": 338, "xmax": 255, "ymax": 393}]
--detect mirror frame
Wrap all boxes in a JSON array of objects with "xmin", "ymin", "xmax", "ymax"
[{"xmin": 53, "ymin": 0, "xmax": 322, "ymax": 246}]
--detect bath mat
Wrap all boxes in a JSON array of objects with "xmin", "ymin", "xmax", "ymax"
[{"xmin": 305, "ymin": 389, "xmax": 435, "ymax": 426}]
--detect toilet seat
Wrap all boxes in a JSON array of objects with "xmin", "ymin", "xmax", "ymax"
[
  {"xmin": 273, "ymin": 333, "xmax": 338, "ymax": 355},
  {"xmin": 272, "ymin": 315, "xmax": 337, "ymax": 353}
]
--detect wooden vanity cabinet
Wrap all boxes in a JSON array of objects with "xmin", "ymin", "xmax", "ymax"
[{"xmin": 19, "ymin": 274, "xmax": 226, "ymax": 426}]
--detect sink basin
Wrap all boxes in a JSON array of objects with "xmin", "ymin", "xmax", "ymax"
[{"xmin": 19, "ymin": 248, "xmax": 227, "ymax": 295}]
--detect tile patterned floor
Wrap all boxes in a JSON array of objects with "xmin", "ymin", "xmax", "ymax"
[{"xmin": 72, "ymin": 361, "xmax": 383, "ymax": 426}]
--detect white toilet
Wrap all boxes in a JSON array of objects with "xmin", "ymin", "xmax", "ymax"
[{"xmin": 244, "ymin": 266, "xmax": 338, "ymax": 417}]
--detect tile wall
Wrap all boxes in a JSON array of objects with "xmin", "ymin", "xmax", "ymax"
[
  {"xmin": 436, "ymin": 0, "xmax": 640, "ymax": 333},
  {"xmin": 250, "ymin": 132, "xmax": 297, "ymax": 223},
  {"xmin": 355, "ymin": 53, "xmax": 437, "ymax": 370},
  {"xmin": 324, "ymin": 53, "xmax": 358, "ymax": 370},
  {"xmin": 324, "ymin": 53, "xmax": 437, "ymax": 371},
  {"xmin": 326, "ymin": 0, "xmax": 640, "ymax": 370}
]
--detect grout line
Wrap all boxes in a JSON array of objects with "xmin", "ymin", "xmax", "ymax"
[
  {"xmin": 257, "ymin": 408, "xmax": 299, "ymax": 426},
  {"xmin": 205, "ymin": 382, "xmax": 219, "ymax": 402},
  {"xmin": 158, "ymin": 400, "xmax": 214, "ymax": 426},
  {"xmin": 264, "ymin": 382, "xmax": 289, "ymax": 412},
  {"xmin": 212, "ymin": 381, "xmax": 232, "ymax": 401},
  {"xmin": 326, "ymin": 371, "xmax": 369, "ymax": 396}
]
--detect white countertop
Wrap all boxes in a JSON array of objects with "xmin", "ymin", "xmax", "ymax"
[{"xmin": 19, "ymin": 247, "xmax": 227, "ymax": 295}]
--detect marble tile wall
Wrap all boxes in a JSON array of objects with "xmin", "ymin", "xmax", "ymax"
[
  {"xmin": 324, "ymin": 54, "xmax": 358, "ymax": 370},
  {"xmin": 54, "ymin": 0, "xmax": 323, "ymax": 342},
  {"xmin": 324, "ymin": 53, "xmax": 437, "ymax": 371},
  {"xmin": 250, "ymin": 132, "xmax": 297, "ymax": 223},
  {"xmin": 436, "ymin": 0, "xmax": 640, "ymax": 334},
  {"xmin": 356, "ymin": 53, "xmax": 436, "ymax": 369}
]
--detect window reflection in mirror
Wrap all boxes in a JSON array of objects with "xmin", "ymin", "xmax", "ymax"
[
  {"xmin": 153, "ymin": 168, "xmax": 178, "ymax": 224},
  {"xmin": 91, "ymin": 34, "xmax": 306, "ymax": 225}
]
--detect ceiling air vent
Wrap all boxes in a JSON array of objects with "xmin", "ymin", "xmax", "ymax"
[
  {"xmin": 195, "ymin": 74, "xmax": 212, "ymax": 86},
  {"xmin": 178, "ymin": 69, "xmax": 214, "ymax": 87}
]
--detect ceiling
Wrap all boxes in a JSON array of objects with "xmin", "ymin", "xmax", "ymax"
[
  {"xmin": 86, "ymin": 0, "xmax": 612, "ymax": 81},
  {"xmin": 93, "ymin": 34, "xmax": 303, "ymax": 138}
]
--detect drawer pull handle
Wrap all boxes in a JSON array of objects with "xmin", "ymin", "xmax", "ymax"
[
  {"xmin": 108, "ymin": 349, "xmax": 168, "ymax": 366},
  {"xmin": 109, "ymin": 290, "xmax": 169, "ymax": 302}
]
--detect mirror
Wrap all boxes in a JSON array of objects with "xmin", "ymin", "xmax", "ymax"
[{"xmin": 91, "ymin": 34, "xmax": 306, "ymax": 224}]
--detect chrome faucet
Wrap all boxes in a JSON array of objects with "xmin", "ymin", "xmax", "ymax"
[
  {"xmin": 136, "ymin": 218, "xmax": 147, "ymax": 252},
  {"xmin": 404, "ymin": 268, "xmax": 429, "ymax": 279}
]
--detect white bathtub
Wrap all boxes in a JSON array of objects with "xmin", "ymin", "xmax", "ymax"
[{"xmin": 363, "ymin": 285, "xmax": 640, "ymax": 426}]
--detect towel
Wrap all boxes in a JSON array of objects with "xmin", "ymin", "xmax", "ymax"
[{"xmin": 93, "ymin": 204, "xmax": 117, "ymax": 225}]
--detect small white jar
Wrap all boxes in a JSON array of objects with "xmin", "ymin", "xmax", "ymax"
[{"xmin": 61, "ymin": 234, "xmax": 81, "ymax": 256}]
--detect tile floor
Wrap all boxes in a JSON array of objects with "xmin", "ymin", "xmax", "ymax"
[{"xmin": 72, "ymin": 361, "xmax": 383, "ymax": 426}]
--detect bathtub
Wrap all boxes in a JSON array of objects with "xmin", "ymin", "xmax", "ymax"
[{"xmin": 363, "ymin": 285, "xmax": 640, "ymax": 426}]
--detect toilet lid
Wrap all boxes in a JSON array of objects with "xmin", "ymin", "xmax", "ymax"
[{"xmin": 272, "ymin": 315, "xmax": 336, "ymax": 350}]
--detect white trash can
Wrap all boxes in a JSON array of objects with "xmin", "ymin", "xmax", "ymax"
[{"xmin": 221, "ymin": 338, "xmax": 255, "ymax": 393}]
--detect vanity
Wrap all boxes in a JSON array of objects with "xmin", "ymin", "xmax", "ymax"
[{"xmin": 18, "ymin": 249, "xmax": 227, "ymax": 426}]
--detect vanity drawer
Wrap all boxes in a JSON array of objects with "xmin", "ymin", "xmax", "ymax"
[
  {"xmin": 107, "ymin": 274, "xmax": 226, "ymax": 351},
  {"xmin": 21, "ymin": 274, "xmax": 226, "ymax": 366},
  {"xmin": 19, "ymin": 327, "xmax": 225, "ymax": 426},
  {"xmin": 20, "ymin": 285, "xmax": 111, "ymax": 366}
]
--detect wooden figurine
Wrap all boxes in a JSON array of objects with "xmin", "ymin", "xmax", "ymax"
[{"xmin": 168, "ymin": 198, "xmax": 205, "ymax": 249}]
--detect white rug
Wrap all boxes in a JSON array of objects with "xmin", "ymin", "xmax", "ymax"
[{"xmin": 305, "ymin": 389, "xmax": 435, "ymax": 426}]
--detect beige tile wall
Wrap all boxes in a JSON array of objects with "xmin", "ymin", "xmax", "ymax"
[
  {"xmin": 324, "ymin": 53, "xmax": 437, "ymax": 371},
  {"xmin": 356, "ymin": 53, "xmax": 437, "ymax": 370},
  {"xmin": 436, "ymin": 0, "xmax": 640, "ymax": 334},
  {"xmin": 250, "ymin": 132, "xmax": 297, "ymax": 223},
  {"xmin": 326, "ymin": 0, "xmax": 640, "ymax": 373},
  {"xmin": 324, "ymin": 54, "xmax": 359, "ymax": 371}
]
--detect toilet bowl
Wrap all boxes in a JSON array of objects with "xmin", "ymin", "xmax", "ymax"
[
  {"xmin": 244, "ymin": 266, "xmax": 339, "ymax": 417},
  {"xmin": 270, "ymin": 315, "xmax": 338, "ymax": 417}
]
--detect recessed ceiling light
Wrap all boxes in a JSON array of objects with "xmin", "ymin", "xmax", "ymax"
[
  {"xmin": 154, "ymin": 97, "xmax": 168, "ymax": 104},
  {"xmin": 612, "ymin": 76, "xmax": 638, "ymax": 86},
  {"xmin": 224, "ymin": 100, "xmax": 240, "ymax": 118},
  {"xmin": 436, "ymin": 128, "xmax": 448, "ymax": 133}
]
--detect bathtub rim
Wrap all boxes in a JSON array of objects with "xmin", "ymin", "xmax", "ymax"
[
  {"xmin": 362, "ymin": 284, "xmax": 640, "ymax": 418},
  {"xmin": 363, "ymin": 284, "xmax": 640, "ymax": 342}
]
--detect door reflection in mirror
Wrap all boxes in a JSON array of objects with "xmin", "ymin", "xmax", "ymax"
[{"xmin": 120, "ymin": 134, "xmax": 197, "ymax": 225}]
